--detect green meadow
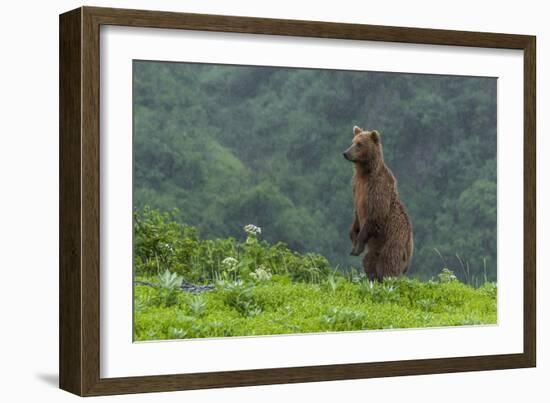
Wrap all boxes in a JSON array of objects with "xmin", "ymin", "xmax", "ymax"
[{"xmin": 133, "ymin": 208, "xmax": 497, "ymax": 341}]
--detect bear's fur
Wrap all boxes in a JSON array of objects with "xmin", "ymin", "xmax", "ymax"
[{"xmin": 343, "ymin": 126, "xmax": 413, "ymax": 281}]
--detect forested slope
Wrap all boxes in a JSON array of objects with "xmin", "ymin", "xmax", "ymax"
[{"xmin": 133, "ymin": 61, "xmax": 497, "ymax": 282}]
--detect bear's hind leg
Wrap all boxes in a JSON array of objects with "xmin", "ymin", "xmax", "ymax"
[
  {"xmin": 376, "ymin": 241, "xmax": 407, "ymax": 280},
  {"xmin": 362, "ymin": 249, "xmax": 379, "ymax": 282}
]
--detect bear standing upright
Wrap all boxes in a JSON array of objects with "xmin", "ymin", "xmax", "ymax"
[{"xmin": 343, "ymin": 126, "xmax": 413, "ymax": 281}]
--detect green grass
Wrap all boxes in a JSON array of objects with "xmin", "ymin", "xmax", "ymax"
[
  {"xmin": 133, "ymin": 207, "xmax": 497, "ymax": 341},
  {"xmin": 134, "ymin": 274, "xmax": 496, "ymax": 341}
]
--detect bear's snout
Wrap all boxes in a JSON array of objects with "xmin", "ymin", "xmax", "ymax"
[{"xmin": 343, "ymin": 146, "xmax": 354, "ymax": 161}]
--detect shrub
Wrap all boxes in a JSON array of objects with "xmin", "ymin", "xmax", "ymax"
[{"xmin": 134, "ymin": 206, "xmax": 331, "ymax": 283}]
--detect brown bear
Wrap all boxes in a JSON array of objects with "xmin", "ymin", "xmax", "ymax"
[{"xmin": 343, "ymin": 126, "xmax": 413, "ymax": 281}]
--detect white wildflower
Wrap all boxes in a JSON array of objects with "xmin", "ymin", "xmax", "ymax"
[
  {"xmin": 161, "ymin": 242, "xmax": 174, "ymax": 252},
  {"xmin": 250, "ymin": 266, "xmax": 272, "ymax": 282},
  {"xmin": 438, "ymin": 268, "xmax": 457, "ymax": 283},
  {"xmin": 244, "ymin": 224, "xmax": 262, "ymax": 236},
  {"xmin": 221, "ymin": 257, "xmax": 238, "ymax": 271}
]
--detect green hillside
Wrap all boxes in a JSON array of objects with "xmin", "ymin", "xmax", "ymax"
[{"xmin": 133, "ymin": 61, "xmax": 497, "ymax": 282}]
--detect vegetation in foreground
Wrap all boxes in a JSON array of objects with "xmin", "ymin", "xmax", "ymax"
[{"xmin": 133, "ymin": 208, "xmax": 497, "ymax": 341}]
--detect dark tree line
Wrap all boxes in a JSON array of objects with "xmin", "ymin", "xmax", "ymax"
[{"xmin": 133, "ymin": 61, "xmax": 497, "ymax": 282}]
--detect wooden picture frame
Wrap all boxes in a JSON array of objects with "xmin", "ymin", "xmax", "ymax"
[{"xmin": 59, "ymin": 6, "xmax": 536, "ymax": 396}]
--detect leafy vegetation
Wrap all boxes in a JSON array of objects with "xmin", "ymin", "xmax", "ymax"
[
  {"xmin": 133, "ymin": 209, "xmax": 497, "ymax": 341},
  {"xmin": 133, "ymin": 61, "xmax": 497, "ymax": 282}
]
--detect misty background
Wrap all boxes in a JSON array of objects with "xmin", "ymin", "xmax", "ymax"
[{"xmin": 133, "ymin": 61, "xmax": 497, "ymax": 282}]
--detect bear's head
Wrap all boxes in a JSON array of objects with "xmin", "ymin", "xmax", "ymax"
[{"xmin": 343, "ymin": 126, "xmax": 383, "ymax": 171}]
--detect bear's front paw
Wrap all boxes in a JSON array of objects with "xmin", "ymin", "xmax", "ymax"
[{"xmin": 350, "ymin": 246, "xmax": 363, "ymax": 256}]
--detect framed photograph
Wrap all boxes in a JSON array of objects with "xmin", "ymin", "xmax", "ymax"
[{"xmin": 59, "ymin": 6, "xmax": 536, "ymax": 396}]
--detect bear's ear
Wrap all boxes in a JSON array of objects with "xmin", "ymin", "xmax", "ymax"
[
  {"xmin": 353, "ymin": 126, "xmax": 363, "ymax": 136},
  {"xmin": 370, "ymin": 130, "xmax": 380, "ymax": 143}
]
